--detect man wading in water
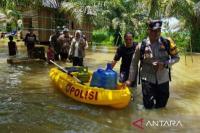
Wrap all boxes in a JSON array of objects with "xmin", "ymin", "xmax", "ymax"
[{"xmin": 125, "ymin": 20, "xmax": 179, "ymax": 109}]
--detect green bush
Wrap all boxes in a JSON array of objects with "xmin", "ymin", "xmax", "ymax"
[
  {"xmin": 92, "ymin": 28, "xmax": 115, "ymax": 46},
  {"xmin": 92, "ymin": 29, "xmax": 108, "ymax": 44},
  {"xmin": 101, "ymin": 36, "xmax": 114, "ymax": 46},
  {"xmin": 162, "ymin": 31, "xmax": 190, "ymax": 53},
  {"xmin": 171, "ymin": 32, "xmax": 190, "ymax": 52}
]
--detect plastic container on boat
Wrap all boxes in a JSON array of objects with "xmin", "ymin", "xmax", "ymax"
[{"xmin": 90, "ymin": 63, "xmax": 117, "ymax": 89}]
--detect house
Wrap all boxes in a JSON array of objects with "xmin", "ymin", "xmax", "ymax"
[
  {"xmin": 22, "ymin": 8, "xmax": 55, "ymax": 43},
  {"xmin": 21, "ymin": 0, "xmax": 93, "ymax": 43}
]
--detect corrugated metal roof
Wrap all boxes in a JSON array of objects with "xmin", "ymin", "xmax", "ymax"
[{"xmin": 42, "ymin": 0, "xmax": 60, "ymax": 9}]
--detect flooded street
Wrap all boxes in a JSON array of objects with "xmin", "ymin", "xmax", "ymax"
[{"xmin": 0, "ymin": 44, "xmax": 200, "ymax": 133}]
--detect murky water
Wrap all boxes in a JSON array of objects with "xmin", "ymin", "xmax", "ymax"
[{"xmin": 0, "ymin": 43, "xmax": 200, "ymax": 133}]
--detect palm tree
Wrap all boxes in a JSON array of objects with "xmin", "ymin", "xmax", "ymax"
[
  {"xmin": 0, "ymin": 0, "xmax": 43, "ymax": 32},
  {"xmin": 60, "ymin": 0, "xmax": 98, "ymax": 40},
  {"xmin": 97, "ymin": 0, "xmax": 147, "ymax": 35},
  {"xmin": 165, "ymin": 0, "xmax": 200, "ymax": 52},
  {"xmin": 0, "ymin": 0, "xmax": 42, "ymax": 10},
  {"xmin": 0, "ymin": 9, "xmax": 22, "ymax": 32},
  {"xmin": 144, "ymin": 0, "xmax": 160, "ymax": 19},
  {"xmin": 61, "ymin": 0, "xmax": 97, "ymax": 26}
]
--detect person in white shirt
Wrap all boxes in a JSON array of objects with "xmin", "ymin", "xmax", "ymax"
[{"xmin": 69, "ymin": 30, "xmax": 88, "ymax": 66}]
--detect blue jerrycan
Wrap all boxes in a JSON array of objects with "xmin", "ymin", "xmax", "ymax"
[
  {"xmin": 103, "ymin": 63, "xmax": 117, "ymax": 89},
  {"xmin": 90, "ymin": 63, "xmax": 117, "ymax": 89},
  {"xmin": 90, "ymin": 68, "xmax": 104, "ymax": 87}
]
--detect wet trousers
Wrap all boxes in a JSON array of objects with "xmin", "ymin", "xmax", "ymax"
[{"xmin": 141, "ymin": 80, "xmax": 169, "ymax": 109}]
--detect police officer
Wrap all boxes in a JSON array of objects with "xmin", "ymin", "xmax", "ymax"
[{"xmin": 125, "ymin": 20, "xmax": 180, "ymax": 109}]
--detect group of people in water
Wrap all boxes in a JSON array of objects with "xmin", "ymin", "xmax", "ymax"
[
  {"xmin": 48, "ymin": 27, "xmax": 88, "ymax": 66},
  {"xmin": 7, "ymin": 26, "xmax": 88, "ymax": 67},
  {"xmin": 7, "ymin": 19, "xmax": 180, "ymax": 110}
]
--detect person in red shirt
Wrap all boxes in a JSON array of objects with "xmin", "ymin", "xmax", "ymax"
[{"xmin": 47, "ymin": 44, "xmax": 55, "ymax": 64}]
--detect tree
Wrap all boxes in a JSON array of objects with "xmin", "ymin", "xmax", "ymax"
[
  {"xmin": 61, "ymin": 0, "xmax": 98, "ymax": 40},
  {"xmin": 0, "ymin": 0, "xmax": 42, "ymax": 10},
  {"xmin": 0, "ymin": 9, "xmax": 22, "ymax": 32},
  {"xmin": 144, "ymin": 0, "xmax": 166, "ymax": 19},
  {"xmin": 165, "ymin": 0, "xmax": 200, "ymax": 52},
  {"xmin": 61, "ymin": 0, "xmax": 97, "ymax": 26},
  {"xmin": 0, "ymin": 0, "xmax": 42, "ymax": 32},
  {"xmin": 0, "ymin": 0, "xmax": 66, "ymax": 30},
  {"xmin": 95, "ymin": 0, "xmax": 148, "ymax": 38}
]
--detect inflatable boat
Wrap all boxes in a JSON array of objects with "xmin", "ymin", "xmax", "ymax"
[{"xmin": 49, "ymin": 68, "xmax": 131, "ymax": 109}]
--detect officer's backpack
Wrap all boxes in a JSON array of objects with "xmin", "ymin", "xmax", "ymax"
[{"xmin": 138, "ymin": 37, "xmax": 178, "ymax": 84}]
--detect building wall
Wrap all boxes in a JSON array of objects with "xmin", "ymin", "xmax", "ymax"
[
  {"xmin": 66, "ymin": 15, "xmax": 93, "ymax": 41},
  {"xmin": 38, "ymin": 7, "xmax": 55, "ymax": 42},
  {"xmin": 22, "ymin": 10, "xmax": 39, "ymax": 39},
  {"xmin": 22, "ymin": 8, "xmax": 93, "ymax": 42},
  {"xmin": 22, "ymin": 8, "xmax": 54, "ymax": 42}
]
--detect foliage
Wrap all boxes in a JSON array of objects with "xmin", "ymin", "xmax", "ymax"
[
  {"xmin": 96, "ymin": 1, "xmax": 147, "ymax": 35},
  {"xmin": 92, "ymin": 29, "xmax": 114, "ymax": 46},
  {"xmin": 1, "ymin": 0, "xmax": 199, "ymax": 51},
  {"xmin": 61, "ymin": 0, "xmax": 97, "ymax": 26},
  {"xmin": 0, "ymin": 9, "xmax": 22, "ymax": 32},
  {"xmin": 6, "ymin": 23, "xmax": 12, "ymax": 32},
  {"xmin": 165, "ymin": 0, "xmax": 200, "ymax": 52},
  {"xmin": 0, "ymin": 0, "xmax": 42, "ymax": 10},
  {"xmin": 101, "ymin": 36, "xmax": 114, "ymax": 46},
  {"xmin": 54, "ymin": 10, "xmax": 67, "ymax": 27},
  {"xmin": 0, "ymin": 0, "xmax": 66, "ymax": 31},
  {"xmin": 164, "ymin": 31, "xmax": 190, "ymax": 52}
]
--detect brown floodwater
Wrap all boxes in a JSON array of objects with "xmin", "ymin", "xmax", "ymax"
[{"xmin": 0, "ymin": 43, "xmax": 200, "ymax": 133}]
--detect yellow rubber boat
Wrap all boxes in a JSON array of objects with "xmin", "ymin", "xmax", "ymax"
[{"xmin": 49, "ymin": 68, "xmax": 131, "ymax": 109}]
